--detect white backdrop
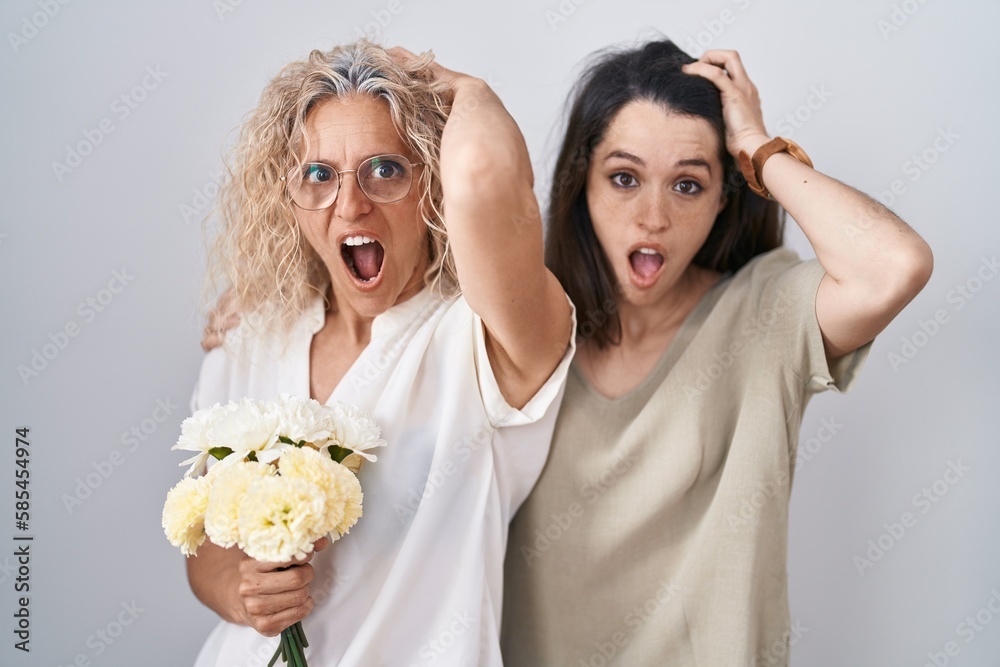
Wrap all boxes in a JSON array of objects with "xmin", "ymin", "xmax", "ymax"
[{"xmin": 1, "ymin": 1, "xmax": 997, "ymax": 665}]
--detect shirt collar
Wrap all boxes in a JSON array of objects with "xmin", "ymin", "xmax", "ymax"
[{"xmin": 304, "ymin": 286, "xmax": 445, "ymax": 339}]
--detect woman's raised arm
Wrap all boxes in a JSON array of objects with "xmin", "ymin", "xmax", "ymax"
[
  {"xmin": 684, "ymin": 49, "xmax": 933, "ymax": 359},
  {"xmin": 394, "ymin": 49, "xmax": 573, "ymax": 409}
]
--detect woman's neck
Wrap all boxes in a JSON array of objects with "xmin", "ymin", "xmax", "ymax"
[
  {"xmin": 574, "ymin": 265, "xmax": 721, "ymax": 400},
  {"xmin": 323, "ymin": 288, "xmax": 373, "ymax": 346},
  {"xmin": 614, "ymin": 265, "xmax": 719, "ymax": 349},
  {"xmin": 324, "ymin": 275, "xmax": 426, "ymax": 346}
]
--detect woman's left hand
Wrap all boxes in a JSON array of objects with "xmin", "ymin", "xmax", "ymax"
[
  {"xmin": 682, "ymin": 50, "xmax": 770, "ymax": 158},
  {"xmin": 387, "ymin": 46, "xmax": 476, "ymax": 92}
]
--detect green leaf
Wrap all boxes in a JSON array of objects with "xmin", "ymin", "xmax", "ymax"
[
  {"xmin": 208, "ymin": 447, "xmax": 233, "ymax": 461},
  {"xmin": 327, "ymin": 445, "xmax": 354, "ymax": 464},
  {"xmin": 279, "ymin": 435, "xmax": 308, "ymax": 448},
  {"xmin": 247, "ymin": 451, "xmax": 258, "ymax": 462}
]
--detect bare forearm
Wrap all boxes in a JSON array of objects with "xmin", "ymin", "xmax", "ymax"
[
  {"xmin": 760, "ymin": 147, "xmax": 933, "ymax": 356},
  {"xmin": 439, "ymin": 76, "xmax": 571, "ymax": 405},
  {"xmin": 680, "ymin": 50, "xmax": 933, "ymax": 356},
  {"xmin": 439, "ymin": 78, "xmax": 551, "ymax": 327},
  {"xmin": 441, "ymin": 77, "xmax": 531, "ymax": 183},
  {"xmin": 760, "ymin": 150, "xmax": 932, "ymax": 292},
  {"xmin": 186, "ymin": 542, "xmax": 245, "ymax": 625},
  {"xmin": 441, "ymin": 78, "xmax": 539, "ymax": 255}
]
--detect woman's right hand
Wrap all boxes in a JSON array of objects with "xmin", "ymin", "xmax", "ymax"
[
  {"xmin": 201, "ymin": 288, "xmax": 239, "ymax": 352},
  {"xmin": 681, "ymin": 50, "xmax": 770, "ymax": 160},
  {"xmin": 231, "ymin": 537, "xmax": 330, "ymax": 636}
]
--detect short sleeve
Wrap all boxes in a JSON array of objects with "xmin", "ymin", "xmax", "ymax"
[
  {"xmin": 187, "ymin": 347, "xmax": 232, "ymax": 413},
  {"xmin": 189, "ymin": 381, "xmax": 200, "ymax": 416},
  {"xmin": 471, "ymin": 294, "xmax": 577, "ymax": 428},
  {"xmin": 749, "ymin": 248, "xmax": 871, "ymax": 394}
]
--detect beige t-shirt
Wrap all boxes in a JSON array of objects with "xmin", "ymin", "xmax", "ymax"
[{"xmin": 501, "ymin": 248, "xmax": 870, "ymax": 666}]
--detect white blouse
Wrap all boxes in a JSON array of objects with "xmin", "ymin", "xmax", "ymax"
[{"xmin": 190, "ymin": 288, "xmax": 575, "ymax": 667}]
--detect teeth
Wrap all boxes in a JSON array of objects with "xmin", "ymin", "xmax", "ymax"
[
  {"xmin": 343, "ymin": 235, "xmax": 376, "ymax": 246},
  {"xmin": 637, "ymin": 248, "xmax": 659, "ymax": 255}
]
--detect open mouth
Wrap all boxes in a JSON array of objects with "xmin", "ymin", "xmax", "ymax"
[
  {"xmin": 628, "ymin": 247, "xmax": 665, "ymax": 288},
  {"xmin": 340, "ymin": 235, "xmax": 385, "ymax": 285}
]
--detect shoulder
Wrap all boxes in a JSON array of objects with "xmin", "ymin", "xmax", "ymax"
[
  {"xmin": 192, "ymin": 299, "xmax": 323, "ymax": 410},
  {"xmin": 713, "ymin": 247, "xmax": 868, "ymax": 392},
  {"xmin": 219, "ymin": 303, "xmax": 318, "ymax": 363},
  {"xmin": 716, "ymin": 247, "xmax": 823, "ymax": 312},
  {"xmin": 732, "ymin": 247, "xmax": 811, "ymax": 287}
]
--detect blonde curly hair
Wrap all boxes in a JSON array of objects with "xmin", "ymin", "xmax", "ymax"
[{"xmin": 206, "ymin": 40, "xmax": 455, "ymax": 336}]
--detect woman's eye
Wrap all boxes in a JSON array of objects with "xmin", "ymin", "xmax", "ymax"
[
  {"xmin": 611, "ymin": 173, "xmax": 637, "ymax": 188},
  {"xmin": 371, "ymin": 160, "xmax": 404, "ymax": 180},
  {"xmin": 305, "ymin": 165, "xmax": 333, "ymax": 184},
  {"xmin": 675, "ymin": 180, "xmax": 703, "ymax": 195}
]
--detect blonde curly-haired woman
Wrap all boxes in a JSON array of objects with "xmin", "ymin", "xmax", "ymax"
[{"xmin": 186, "ymin": 41, "xmax": 574, "ymax": 666}]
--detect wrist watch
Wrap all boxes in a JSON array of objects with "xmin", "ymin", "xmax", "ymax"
[{"xmin": 738, "ymin": 137, "xmax": 813, "ymax": 199}]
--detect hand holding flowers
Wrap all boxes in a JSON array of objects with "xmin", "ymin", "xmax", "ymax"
[{"xmin": 162, "ymin": 394, "xmax": 385, "ymax": 667}]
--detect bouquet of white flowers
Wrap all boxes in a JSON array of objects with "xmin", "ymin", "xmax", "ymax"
[{"xmin": 162, "ymin": 394, "xmax": 385, "ymax": 667}]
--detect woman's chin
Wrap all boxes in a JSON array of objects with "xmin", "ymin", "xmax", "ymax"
[
  {"xmin": 618, "ymin": 272, "xmax": 675, "ymax": 308},
  {"xmin": 330, "ymin": 266, "xmax": 428, "ymax": 320},
  {"xmin": 329, "ymin": 268, "xmax": 392, "ymax": 317}
]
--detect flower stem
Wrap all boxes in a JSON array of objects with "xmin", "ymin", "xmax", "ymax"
[{"xmin": 268, "ymin": 626, "xmax": 309, "ymax": 667}]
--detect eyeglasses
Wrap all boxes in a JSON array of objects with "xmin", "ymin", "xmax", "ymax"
[{"xmin": 282, "ymin": 154, "xmax": 424, "ymax": 211}]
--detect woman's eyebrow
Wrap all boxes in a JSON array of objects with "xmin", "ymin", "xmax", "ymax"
[
  {"xmin": 677, "ymin": 158, "xmax": 712, "ymax": 174},
  {"xmin": 605, "ymin": 151, "xmax": 713, "ymax": 174},
  {"xmin": 605, "ymin": 150, "xmax": 644, "ymax": 165},
  {"xmin": 302, "ymin": 150, "xmax": 404, "ymax": 166}
]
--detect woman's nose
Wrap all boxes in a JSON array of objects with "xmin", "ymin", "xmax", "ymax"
[
  {"xmin": 636, "ymin": 190, "xmax": 670, "ymax": 232},
  {"xmin": 334, "ymin": 173, "xmax": 374, "ymax": 222}
]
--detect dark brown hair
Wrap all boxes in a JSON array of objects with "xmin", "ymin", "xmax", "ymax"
[{"xmin": 546, "ymin": 39, "xmax": 782, "ymax": 348}]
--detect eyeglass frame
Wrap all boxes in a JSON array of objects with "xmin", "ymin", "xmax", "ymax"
[{"xmin": 280, "ymin": 153, "xmax": 426, "ymax": 211}]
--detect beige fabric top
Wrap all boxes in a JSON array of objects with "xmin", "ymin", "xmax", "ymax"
[{"xmin": 501, "ymin": 248, "xmax": 871, "ymax": 666}]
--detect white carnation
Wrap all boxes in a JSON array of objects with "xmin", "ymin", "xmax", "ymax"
[
  {"xmin": 276, "ymin": 448, "xmax": 346, "ymax": 536},
  {"xmin": 329, "ymin": 463, "xmax": 363, "ymax": 539},
  {"xmin": 324, "ymin": 402, "xmax": 387, "ymax": 463},
  {"xmin": 270, "ymin": 394, "xmax": 339, "ymax": 446},
  {"xmin": 204, "ymin": 461, "xmax": 275, "ymax": 548},
  {"xmin": 237, "ymin": 476, "xmax": 327, "ymax": 563},
  {"xmin": 162, "ymin": 475, "xmax": 213, "ymax": 556},
  {"xmin": 172, "ymin": 402, "xmax": 228, "ymax": 477},
  {"xmin": 208, "ymin": 398, "xmax": 280, "ymax": 461},
  {"xmin": 166, "ymin": 395, "xmax": 380, "ymax": 561}
]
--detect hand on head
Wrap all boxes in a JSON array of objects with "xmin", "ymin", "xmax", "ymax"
[
  {"xmin": 682, "ymin": 50, "xmax": 770, "ymax": 158},
  {"xmin": 387, "ymin": 45, "xmax": 468, "ymax": 90}
]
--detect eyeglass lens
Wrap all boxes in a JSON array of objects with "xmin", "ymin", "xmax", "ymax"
[{"xmin": 286, "ymin": 154, "xmax": 415, "ymax": 210}]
